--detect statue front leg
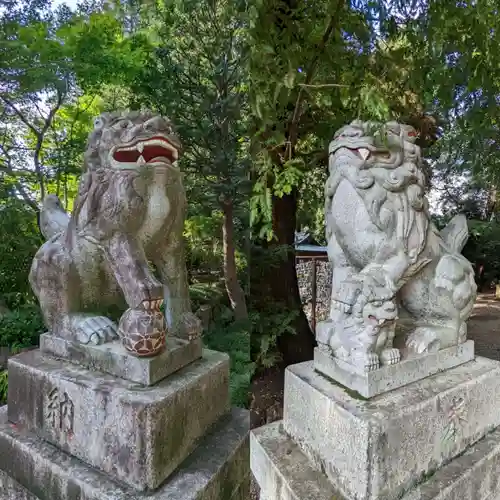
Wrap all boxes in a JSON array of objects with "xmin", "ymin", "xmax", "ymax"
[
  {"xmin": 378, "ymin": 322, "xmax": 400, "ymax": 366},
  {"xmin": 105, "ymin": 233, "xmax": 164, "ymax": 308},
  {"xmin": 154, "ymin": 238, "xmax": 201, "ymax": 341},
  {"xmin": 104, "ymin": 233, "xmax": 170, "ymax": 356},
  {"xmin": 316, "ymin": 232, "xmax": 359, "ymax": 348}
]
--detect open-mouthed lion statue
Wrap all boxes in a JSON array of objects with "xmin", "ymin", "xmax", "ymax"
[
  {"xmin": 316, "ymin": 120, "xmax": 477, "ymax": 372},
  {"xmin": 30, "ymin": 111, "xmax": 201, "ymax": 354}
]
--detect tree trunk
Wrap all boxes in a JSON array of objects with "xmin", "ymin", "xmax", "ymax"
[
  {"xmin": 221, "ymin": 198, "xmax": 248, "ymax": 321},
  {"xmin": 249, "ymin": 188, "xmax": 316, "ymax": 366},
  {"xmin": 248, "ymin": 0, "xmax": 343, "ymax": 367},
  {"xmin": 269, "ymin": 189, "xmax": 316, "ymax": 365}
]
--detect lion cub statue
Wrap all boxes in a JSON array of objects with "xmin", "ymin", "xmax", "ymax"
[
  {"xmin": 316, "ymin": 120, "xmax": 477, "ymax": 372},
  {"xmin": 30, "ymin": 111, "xmax": 201, "ymax": 356}
]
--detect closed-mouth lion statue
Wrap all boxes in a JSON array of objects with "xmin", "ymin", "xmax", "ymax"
[{"xmin": 316, "ymin": 120, "xmax": 477, "ymax": 372}]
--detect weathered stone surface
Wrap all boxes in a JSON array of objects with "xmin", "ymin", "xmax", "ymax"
[
  {"xmin": 40, "ymin": 333, "xmax": 202, "ymax": 386},
  {"xmin": 314, "ymin": 340, "xmax": 475, "ymax": 398},
  {"xmin": 251, "ymin": 420, "xmax": 500, "ymax": 500},
  {"xmin": 0, "ymin": 472, "xmax": 39, "ymax": 500},
  {"xmin": 251, "ymin": 422, "xmax": 339, "ymax": 500},
  {"xmin": 0, "ymin": 346, "xmax": 35, "ymax": 370},
  {"xmin": 0, "ymin": 405, "xmax": 249, "ymax": 500},
  {"xmin": 317, "ymin": 120, "xmax": 477, "ymax": 374},
  {"xmin": 30, "ymin": 111, "xmax": 202, "ymax": 349},
  {"xmin": 283, "ymin": 358, "xmax": 500, "ymax": 500},
  {"xmin": 400, "ymin": 427, "xmax": 500, "ymax": 500},
  {"xmin": 250, "ymin": 422, "xmax": 343, "ymax": 500},
  {"xmin": 7, "ymin": 348, "xmax": 230, "ymax": 491}
]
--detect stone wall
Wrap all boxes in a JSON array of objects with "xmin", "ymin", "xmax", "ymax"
[{"xmin": 296, "ymin": 259, "xmax": 332, "ymax": 329}]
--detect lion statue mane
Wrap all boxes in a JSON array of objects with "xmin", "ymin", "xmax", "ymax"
[{"xmin": 316, "ymin": 120, "xmax": 477, "ymax": 372}]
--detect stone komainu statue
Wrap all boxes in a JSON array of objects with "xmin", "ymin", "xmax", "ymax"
[
  {"xmin": 30, "ymin": 111, "xmax": 201, "ymax": 356},
  {"xmin": 316, "ymin": 120, "xmax": 477, "ymax": 371}
]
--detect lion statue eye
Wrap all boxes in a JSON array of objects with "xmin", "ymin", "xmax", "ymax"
[{"xmin": 112, "ymin": 119, "xmax": 133, "ymax": 130}]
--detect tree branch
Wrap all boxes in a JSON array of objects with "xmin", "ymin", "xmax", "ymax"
[
  {"xmin": 13, "ymin": 183, "xmax": 39, "ymax": 211},
  {"xmin": 286, "ymin": 0, "xmax": 345, "ymax": 156},
  {"xmin": 1, "ymin": 89, "xmax": 65, "ymax": 200},
  {"xmin": 32, "ymin": 89, "xmax": 65, "ymax": 200},
  {"xmin": 0, "ymin": 96, "xmax": 40, "ymax": 137},
  {"xmin": 29, "ymin": 95, "xmax": 48, "ymax": 123},
  {"xmin": 0, "ymin": 140, "xmax": 39, "ymax": 211},
  {"xmin": 0, "ymin": 165, "xmax": 37, "ymax": 177},
  {"xmin": 298, "ymin": 83, "xmax": 349, "ymax": 89}
]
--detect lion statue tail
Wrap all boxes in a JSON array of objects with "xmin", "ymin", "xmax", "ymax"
[
  {"xmin": 39, "ymin": 194, "xmax": 70, "ymax": 240},
  {"xmin": 439, "ymin": 214, "xmax": 469, "ymax": 253}
]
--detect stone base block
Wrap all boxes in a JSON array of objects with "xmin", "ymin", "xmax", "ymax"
[
  {"xmin": 251, "ymin": 423, "xmax": 339, "ymax": 500},
  {"xmin": 314, "ymin": 340, "xmax": 475, "ymax": 398},
  {"xmin": 0, "ymin": 406, "xmax": 250, "ymax": 500},
  {"xmin": 7, "ymin": 349, "xmax": 230, "ymax": 491},
  {"xmin": 283, "ymin": 357, "xmax": 500, "ymax": 500},
  {"xmin": 251, "ymin": 421, "xmax": 500, "ymax": 500},
  {"xmin": 39, "ymin": 333, "xmax": 202, "ymax": 386}
]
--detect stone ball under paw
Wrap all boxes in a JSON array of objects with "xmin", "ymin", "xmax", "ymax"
[{"xmin": 118, "ymin": 305, "xmax": 167, "ymax": 357}]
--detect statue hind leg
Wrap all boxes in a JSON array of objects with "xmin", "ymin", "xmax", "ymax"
[
  {"xmin": 399, "ymin": 254, "xmax": 477, "ymax": 354},
  {"xmin": 401, "ymin": 214, "xmax": 477, "ymax": 354},
  {"xmin": 29, "ymin": 240, "xmax": 118, "ymax": 344}
]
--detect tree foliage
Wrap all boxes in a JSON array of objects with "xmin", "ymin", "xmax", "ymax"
[
  {"xmin": 127, "ymin": 0, "xmax": 252, "ymax": 319},
  {"xmin": 2, "ymin": 0, "xmax": 500, "ymax": 389},
  {"xmin": 0, "ymin": 2, "xmax": 147, "ymax": 207}
]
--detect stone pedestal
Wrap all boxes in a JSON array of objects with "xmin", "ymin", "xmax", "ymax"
[
  {"xmin": 0, "ymin": 337, "xmax": 249, "ymax": 500},
  {"xmin": 314, "ymin": 340, "xmax": 475, "ymax": 398},
  {"xmin": 251, "ymin": 345, "xmax": 500, "ymax": 500},
  {"xmin": 39, "ymin": 333, "xmax": 203, "ymax": 386}
]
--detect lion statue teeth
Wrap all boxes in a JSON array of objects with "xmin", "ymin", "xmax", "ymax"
[
  {"xmin": 29, "ymin": 111, "xmax": 201, "ymax": 355},
  {"xmin": 316, "ymin": 120, "xmax": 477, "ymax": 372}
]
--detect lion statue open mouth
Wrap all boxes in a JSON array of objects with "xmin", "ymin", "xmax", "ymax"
[
  {"xmin": 30, "ymin": 111, "xmax": 201, "ymax": 355},
  {"xmin": 316, "ymin": 120, "xmax": 477, "ymax": 372}
]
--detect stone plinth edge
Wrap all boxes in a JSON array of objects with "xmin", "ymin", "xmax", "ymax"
[
  {"xmin": 251, "ymin": 420, "xmax": 500, "ymax": 500},
  {"xmin": 314, "ymin": 340, "xmax": 475, "ymax": 398},
  {"xmin": 39, "ymin": 333, "xmax": 202, "ymax": 386},
  {"xmin": 0, "ymin": 405, "xmax": 250, "ymax": 500},
  {"xmin": 7, "ymin": 349, "xmax": 230, "ymax": 491},
  {"xmin": 251, "ymin": 422, "xmax": 340, "ymax": 500},
  {"xmin": 284, "ymin": 356, "xmax": 500, "ymax": 499}
]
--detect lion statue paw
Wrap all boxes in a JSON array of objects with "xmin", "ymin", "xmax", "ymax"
[
  {"xmin": 70, "ymin": 315, "xmax": 119, "ymax": 345},
  {"xmin": 380, "ymin": 348, "xmax": 401, "ymax": 366},
  {"xmin": 351, "ymin": 351, "xmax": 380, "ymax": 372}
]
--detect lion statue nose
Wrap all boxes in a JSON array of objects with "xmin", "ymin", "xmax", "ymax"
[{"xmin": 345, "ymin": 124, "xmax": 364, "ymax": 137}]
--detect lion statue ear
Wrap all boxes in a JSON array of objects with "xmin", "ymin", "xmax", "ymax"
[
  {"xmin": 84, "ymin": 113, "xmax": 118, "ymax": 172},
  {"xmin": 82, "ymin": 154, "xmax": 95, "ymax": 173},
  {"xmin": 93, "ymin": 115, "xmax": 106, "ymax": 130},
  {"xmin": 93, "ymin": 112, "xmax": 120, "ymax": 130}
]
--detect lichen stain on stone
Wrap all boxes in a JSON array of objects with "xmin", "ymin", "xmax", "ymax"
[{"xmin": 153, "ymin": 401, "xmax": 189, "ymax": 473}]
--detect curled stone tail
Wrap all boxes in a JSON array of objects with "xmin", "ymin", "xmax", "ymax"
[{"xmin": 439, "ymin": 214, "xmax": 469, "ymax": 253}]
